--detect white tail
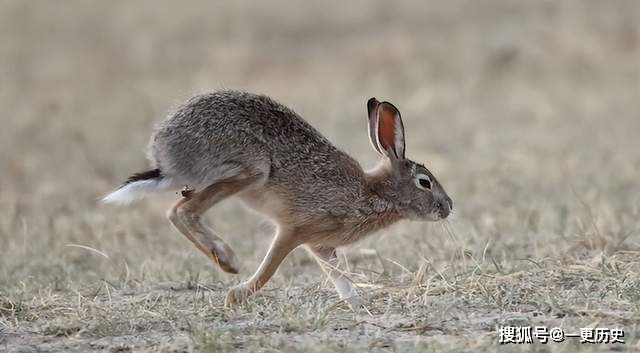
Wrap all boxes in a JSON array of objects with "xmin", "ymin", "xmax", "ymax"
[{"xmin": 102, "ymin": 170, "xmax": 172, "ymax": 205}]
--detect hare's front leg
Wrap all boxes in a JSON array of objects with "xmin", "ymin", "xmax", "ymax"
[
  {"xmin": 225, "ymin": 229, "xmax": 300, "ymax": 307},
  {"xmin": 309, "ymin": 245, "xmax": 362, "ymax": 308}
]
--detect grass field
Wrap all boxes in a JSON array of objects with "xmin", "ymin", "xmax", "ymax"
[{"xmin": 1, "ymin": 1, "xmax": 639, "ymax": 352}]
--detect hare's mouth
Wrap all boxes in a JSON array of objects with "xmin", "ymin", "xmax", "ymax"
[
  {"xmin": 407, "ymin": 211, "xmax": 442, "ymax": 222},
  {"xmin": 438, "ymin": 207, "xmax": 451, "ymax": 220}
]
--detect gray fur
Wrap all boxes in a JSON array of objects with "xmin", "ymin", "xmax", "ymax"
[{"xmin": 148, "ymin": 90, "xmax": 451, "ymax": 243}]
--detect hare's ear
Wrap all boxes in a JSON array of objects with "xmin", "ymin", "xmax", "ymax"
[
  {"xmin": 366, "ymin": 97, "xmax": 405, "ymax": 160},
  {"xmin": 367, "ymin": 97, "xmax": 383, "ymax": 154}
]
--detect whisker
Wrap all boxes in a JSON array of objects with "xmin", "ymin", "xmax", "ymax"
[{"xmin": 442, "ymin": 220, "xmax": 459, "ymax": 242}]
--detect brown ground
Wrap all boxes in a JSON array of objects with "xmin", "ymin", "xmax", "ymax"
[{"xmin": 1, "ymin": 1, "xmax": 639, "ymax": 352}]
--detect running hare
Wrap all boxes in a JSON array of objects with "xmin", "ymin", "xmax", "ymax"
[{"xmin": 103, "ymin": 91, "xmax": 452, "ymax": 307}]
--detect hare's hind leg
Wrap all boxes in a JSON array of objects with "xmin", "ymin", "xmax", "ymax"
[{"xmin": 167, "ymin": 173, "xmax": 261, "ymax": 274}]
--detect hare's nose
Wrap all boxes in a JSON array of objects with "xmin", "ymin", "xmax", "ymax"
[
  {"xmin": 446, "ymin": 198, "xmax": 453, "ymax": 211},
  {"xmin": 437, "ymin": 199, "xmax": 451, "ymax": 219}
]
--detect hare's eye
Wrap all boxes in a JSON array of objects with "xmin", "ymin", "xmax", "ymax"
[{"xmin": 415, "ymin": 174, "xmax": 432, "ymax": 190}]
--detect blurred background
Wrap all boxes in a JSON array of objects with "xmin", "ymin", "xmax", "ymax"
[
  {"xmin": 0, "ymin": 0, "xmax": 640, "ymax": 352},
  {"xmin": 0, "ymin": 1, "xmax": 639, "ymax": 348}
]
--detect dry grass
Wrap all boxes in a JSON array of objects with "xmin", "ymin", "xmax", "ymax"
[{"xmin": 1, "ymin": 0, "xmax": 639, "ymax": 352}]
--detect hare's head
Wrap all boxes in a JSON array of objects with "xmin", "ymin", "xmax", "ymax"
[{"xmin": 366, "ymin": 98, "xmax": 452, "ymax": 221}]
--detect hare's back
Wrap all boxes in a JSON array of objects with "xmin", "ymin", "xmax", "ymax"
[{"xmin": 149, "ymin": 91, "xmax": 361, "ymax": 191}]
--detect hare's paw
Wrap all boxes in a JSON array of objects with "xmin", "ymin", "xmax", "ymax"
[
  {"xmin": 225, "ymin": 283, "xmax": 251, "ymax": 307},
  {"xmin": 210, "ymin": 241, "xmax": 240, "ymax": 274}
]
